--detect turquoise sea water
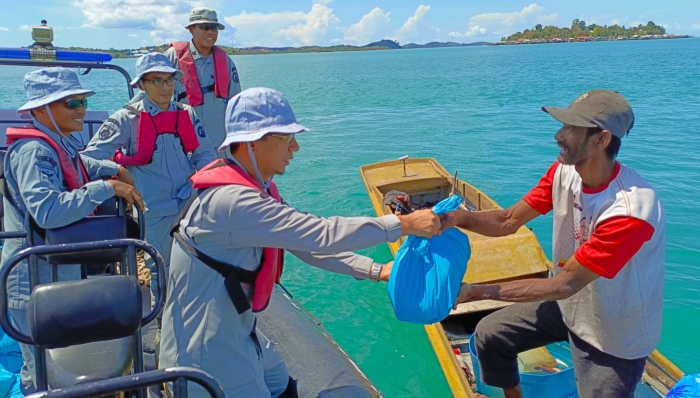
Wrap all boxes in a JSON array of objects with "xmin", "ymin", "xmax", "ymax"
[{"xmin": 1, "ymin": 38, "xmax": 699, "ymax": 397}]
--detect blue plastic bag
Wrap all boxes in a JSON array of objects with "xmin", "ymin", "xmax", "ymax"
[
  {"xmin": 388, "ymin": 195, "xmax": 471, "ymax": 324},
  {"xmin": 0, "ymin": 327, "xmax": 22, "ymax": 398},
  {"xmin": 666, "ymin": 374, "xmax": 700, "ymax": 398}
]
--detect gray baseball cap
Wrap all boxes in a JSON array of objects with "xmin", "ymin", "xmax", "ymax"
[
  {"xmin": 542, "ymin": 89, "xmax": 635, "ymax": 138},
  {"xmin": 220, "ymin": 87, "xmax": 309, "ymax": 151},
  {"xmin": 185, "ymin": 7, "xmax": 225, "ymax": 30}
]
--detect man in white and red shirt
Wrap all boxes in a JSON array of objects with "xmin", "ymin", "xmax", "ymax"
[{"xmin": 442, "ymin": 89, "xmax": 665, "ymax": 398}]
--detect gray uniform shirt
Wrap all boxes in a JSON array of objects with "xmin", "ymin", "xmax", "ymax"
[
  {"xmin": 163, "ymin": 42, "xmax": 242, "ymax": 150},
  {"xmin": 82, "ymin": 97, "xmax": 216, "ymax": 218},
  {"xmin": 159, "ymin": 183, "xmax": 402, "ymax": 394},
  {"xmin": 1, "ymin": 121, "xmax": 119, "ymax": 310}
]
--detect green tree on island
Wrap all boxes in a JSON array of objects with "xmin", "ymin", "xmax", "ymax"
[{"xmin": 505, "ymin": 20, "xmax": 667, "ymax": 41}]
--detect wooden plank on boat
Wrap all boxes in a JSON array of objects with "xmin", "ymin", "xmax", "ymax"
[{"xmin": 450, "ymin": 299, "xmax": 513, "ymax": 316}]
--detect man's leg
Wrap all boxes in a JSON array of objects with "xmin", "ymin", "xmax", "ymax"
[
  {"xmin": 473, "ymin": 301, "xmax": 569, "ymax": 398},
  {"xmin": 256, "ymin": 329, "xmax": 291, "ymax": 398},
  {"xmin": 144, "ymin": 214, "xmax": 176, "ymax": 306},
  {"xmin": 568, "ymin": 332, "xmax": 646, "ymax": 398},
  {"xmin": 9, "ymin": 308, "xmax": 36, "ymax": 395}
]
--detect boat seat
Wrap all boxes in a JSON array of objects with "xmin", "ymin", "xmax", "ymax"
[{"xmin": 27, "ymin": 275, "xmax": 142, "ymax": 388}]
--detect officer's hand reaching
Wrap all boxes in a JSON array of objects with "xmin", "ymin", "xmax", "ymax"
[
  {"xmin": 398, "ymin": 209, "xmax": 441, "ymax": 238},
  {"xmin": 107, "ymin": 180, "xmax": 146, "ymax": 211},
  {"xmin": 379, "ymin": 261, "xmax": 393, "ymax": 282},
  {"xmin": 116, "ymin": 166, "xmax": 136, "ymax": 187}
]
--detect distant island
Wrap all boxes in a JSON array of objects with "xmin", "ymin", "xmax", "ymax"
[
  {"xmin": 496, "ymin": 20, "xmax": 693, "ymax": 45},
  {"xmin": 59, "ymin": 39, "xmax": 490, "ymax": 59}
]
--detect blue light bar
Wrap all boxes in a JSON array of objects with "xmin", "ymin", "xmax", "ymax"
[
  {"xmin": 0, "ymin": 48, "xmax": 112, "ymax": 63},
  {"xmin": 0, "ymin": 48, "xmax": 31, "ymax": 60},
  {"xmin": 55, "ymin": 50, "xmax": 112, "ymax": 63}
]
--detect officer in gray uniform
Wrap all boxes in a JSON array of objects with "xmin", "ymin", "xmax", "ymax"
[
  {"xmin": 159, "ymin": 88, "xmax": 441, "ymax": 398},
  {"xmin": 1, "ymin": 67, "xmax": 142, "ymax": 393},
  {"xmin": 163, "ymin": 7, "xmax": 242, "ymax": 157},
  {"xmin": 82, "ymin": 53, "xmax": 216, "ymax": 303}
]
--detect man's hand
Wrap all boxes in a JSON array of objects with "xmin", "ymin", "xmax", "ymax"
[
  {"xmin": 453, "ymin": 283, "xmax": 481, "ymax": 309},
  {"xmin": 107, "ymin": 180, "xmax": 146, "ymax": 211},
  {"xmin": 398, "ymin": 209, "xmax": 441, "ymax": 238},
  {"xmin": 117, "ymin": 167, "xmax": 136, "ymax": 187},
  {"xmin": 439, "ymin": 211, "xmax": 460, "ymax": 233},
  {"xmin": 379, "ymin": 261, "xmax": 393, "ymax": 281}
]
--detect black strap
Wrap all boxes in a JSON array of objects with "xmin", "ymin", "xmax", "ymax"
[
  {"xmin": 176, "ymin": 84, "xmax": 215, "ymax": 102},
  {"xmin": 123, "ymin": 105, "xmax": 140, "ymax": 116},
  {"xmin": 172, "ymin": 230, "xmax": 256, "ymax": 314}
]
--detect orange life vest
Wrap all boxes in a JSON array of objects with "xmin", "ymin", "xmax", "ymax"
[
  {"xmin": 6, "ymin": 126, "xmax": 89, "ymax": 191},
  {"xmin": 170, "ymin": 41, "xmax": 229, "ymax": 106},
  {"xmin": 113, "ymin": 108, "xmax": 200, "ymax": 167},
  {"xmin": 189, "ymin": 159, "xmax": 284, "ymax": 312}
]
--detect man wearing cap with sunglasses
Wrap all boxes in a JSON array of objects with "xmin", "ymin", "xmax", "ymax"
[
  {"xmin": 158, "ymin": 87, "xmax": 441, "ymax": 398},
  {"xmin": 164, "ymin": 7, "xmax": 242, "ymax": 157},
  {"xmin": 440, "ymin": 90, "xmax": 665, "ymax": 398},
  {"xmin": 1, "ymin": 67, "xmax": 144, "ymax": 393},
  {"xmin": 83, "ymin": 53, "xmax": 216, "ymax": 312}
]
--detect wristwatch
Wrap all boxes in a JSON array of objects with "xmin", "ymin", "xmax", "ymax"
[{"xmin": 369, "ymin": 262, "xmax": 383, "ymax": 282}]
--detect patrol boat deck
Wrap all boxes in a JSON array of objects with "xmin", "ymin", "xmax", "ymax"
[
  {"xmin": 360, "ymin": 157, "xmax": 686, "ymax": 398},
  {"xmin": 0, "ymin": 38, "xmax": 384, "ymax": 397}
]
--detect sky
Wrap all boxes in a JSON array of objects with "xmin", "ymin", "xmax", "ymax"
[{"xmin": 0, "ymin": 0, "xmax": 698, "ymax": 49}]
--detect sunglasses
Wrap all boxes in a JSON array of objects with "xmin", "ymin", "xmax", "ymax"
[
  {"xmin": 143, "ymin": 77, "xmax": 177, "ymax": 87},
  {"xmin": 64, "ymin": 98, "xmax": 88, "ymax": 110},
  {"xmin": 197, "ymin": 23, "xmax": 220, "ymax": 32},
  {"xmin": 269, "ymin": 133, "xmax": 295, "ymax": 144}
]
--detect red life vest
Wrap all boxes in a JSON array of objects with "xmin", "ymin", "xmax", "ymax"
[
  {"xmin": 6, "ymin": 126, "xmax": 89, "ymax": 191},
  {"xmin": 190, "ymin": 159, "xmax": 284, "ymax": 312},
  {"xmin": 114, "ymin": 108, "xmax": 200, "ymax": 167},
  {"xmin": 170, "ymin": 41, "xmax": 229, "ymax": 107}
]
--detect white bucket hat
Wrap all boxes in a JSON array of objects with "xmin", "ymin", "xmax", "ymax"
[
  {"xmin": 219, "ymin": 87, "xmax": 308, "ymax": 151},
  {"xmin": 18, "ymin": 67, "xmax": 95, "ymax": 113}
]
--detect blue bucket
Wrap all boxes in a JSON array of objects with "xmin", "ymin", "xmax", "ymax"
[{"xmin": 468, "ymin": 334, "xmax": 578, "ymax": 398}]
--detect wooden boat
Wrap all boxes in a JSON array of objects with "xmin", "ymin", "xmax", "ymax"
[{"xmin": 359, "ymin": 156, "xmax": 686, "ymax": 398}]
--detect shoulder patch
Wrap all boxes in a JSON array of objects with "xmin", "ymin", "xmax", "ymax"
[
  {"xmin": 196, "ymin": 123, "xmax": 207, "ymax": 138},
  {"xmin": 98, "ymin": 118, "xmax": 121, "ymax": 140},
  {"xmin": 38, "ymin": 165, "xmax": 59, "ymax": 185},
  {"xmin": 232, "ymin": 66, "xmax": 240, "ymax": 84}
]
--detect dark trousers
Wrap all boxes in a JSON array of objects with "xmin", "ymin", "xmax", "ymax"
[{"xmin": 474, "ymin": 301, "xmax": 647, "ymax": 398}]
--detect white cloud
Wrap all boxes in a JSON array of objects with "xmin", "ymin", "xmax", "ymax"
[
  {"xmin": 128, "ymin": 33, "xmax": 138, "ymax": 38},
  {"xmin": 20, "ymin": 25, "xmax": 31, "ymax": 31},
  {"xmin": 276, "ymin": 3, "xmax": 340, "ymax": 46},
  {"xmin": 341, "ymin": 7, "xmax": 391, "ymax": 45},
  {"xmin": 0, "ymin": 27, "xmax": 9, "ymax": 32},
  {"xmin": 394, "ymin": 5, "xmax": 430, "ymax": 43},
  {"xmin": 693, "ymin": 23, "xmax": 700, "ymax": 30},
  {"xmin": 449, "ymin": 25, "xmax": 487, "ymax": 39},
  {"xmin": 71, "ymin": 0, "xmax": 224, "ymax": 44},
  {"xmin": 225, "ymin": 2, "xmax": 340, "ymax": 47},
  {"xmin": 449, "ymin": 4, "xmax": 557, "ymax": 40},
  {"xmin": 469, "ymin": 4, "xmax": 557, "ymax": 27}
]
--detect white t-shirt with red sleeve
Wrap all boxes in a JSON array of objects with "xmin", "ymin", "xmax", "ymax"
[{"xmin": 523, "ymin": 161, "xmax": 665, "ymax": 359}]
